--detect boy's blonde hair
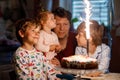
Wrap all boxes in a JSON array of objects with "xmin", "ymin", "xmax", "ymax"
[{"xmin": 15, "ymin": 18, "xmax": 41, "ymax": 44}]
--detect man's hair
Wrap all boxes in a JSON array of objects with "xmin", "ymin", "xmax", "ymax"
[{"xmin": 52, "ymin": 7, "xmax": 72, "ymax": 24}]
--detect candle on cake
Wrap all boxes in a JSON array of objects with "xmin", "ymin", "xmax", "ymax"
[{"xmin": 84, "ymin": 0, "xmax": 92, "ymax": 56}]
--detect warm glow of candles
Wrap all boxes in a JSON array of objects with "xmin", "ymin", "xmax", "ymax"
[{"xmin": 84, "ymin": 0, "xmax": 91, "ymax": 39}]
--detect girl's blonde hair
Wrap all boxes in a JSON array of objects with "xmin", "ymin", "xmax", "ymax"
[{"xmin": 77, "ymin": 20, "xmax": 104, "ymax": 46}]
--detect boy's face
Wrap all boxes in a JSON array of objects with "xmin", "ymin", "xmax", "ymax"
[
  {"xmin": 21, "ymin": 26, "xmax": 40, "ymax": 45},
  {"xmin": 45, "ymin": 14, "xmax": 56, "ymax": 29}
]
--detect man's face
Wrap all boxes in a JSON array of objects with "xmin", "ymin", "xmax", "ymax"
[{"xmin": 53, "ymin": 16, "xmax": 70, "ymax": 39}]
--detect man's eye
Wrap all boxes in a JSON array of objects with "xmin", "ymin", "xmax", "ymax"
[
  {"xmin": 64, "ymin": 23, "xmax": 68, "ymax": 26},
  {"xmin": 56, "ymin": 24, "xmax": 60, "ymax": 26},
  {"xmin": 52, "ymin": 18, "xmax": 54, "ymax": 20}
]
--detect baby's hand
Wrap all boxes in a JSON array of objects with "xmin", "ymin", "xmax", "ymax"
[
  {"xmin": 50, "ymin": 45, "xmax": 56, "ymax": 51},
  {"xmin": 55, "ymin": 45, "xmax": 61, "ymax": 53},
  {"xmin": 45, "ymin": 52, "xmax": 56, "ymax": 60}
]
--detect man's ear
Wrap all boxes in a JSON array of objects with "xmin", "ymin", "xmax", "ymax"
[{"xmin": 19, "ymin": 30, "xmax": 24, "ymax": 38}]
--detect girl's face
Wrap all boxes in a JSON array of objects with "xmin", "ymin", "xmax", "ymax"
[
  {"xmin": 76, "ymin": 30, "xmax": 87, "ymax": 47},
  {"xmin": 45, "ymin": 14, "xmax": 56, "ymax": 29},
  {"xmin": 21, "ymin": 26, "xmax": 40, "ymax": 45}
]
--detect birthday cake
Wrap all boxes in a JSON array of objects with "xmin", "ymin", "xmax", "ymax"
[{"xmin": 61, "ymin": 55, "xmax": 98, "ymax": 69}]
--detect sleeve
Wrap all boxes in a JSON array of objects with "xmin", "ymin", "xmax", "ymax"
[
  {"xmin": 98, "ymin": 46, "xmax": 111, "ymax": 73},
  {"xmin": 42, "ymin": 56, "xmax": 59, "ymax": 80},
  {"xmin": 14, "ymin": 50, "xmax": 31, "ymax": 78},
  {"xmin": 75, "ymin": 46, "xmax": 82, "ymax": 55},
  {"xmin": 35, "ymin": 31, "xmax": 50, "ymax": 52}
]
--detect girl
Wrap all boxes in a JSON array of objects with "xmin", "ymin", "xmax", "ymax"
[
  {"xmin": 14, "ymin": 19, "xmax": 60, "ymax": 80},
  {"xmin": 75, "ymin": 20, "xmax": 111, "ymax": 77},
  {"xmin": 35, "ymin": 11, "xmax": 61, "ymax": 65}
]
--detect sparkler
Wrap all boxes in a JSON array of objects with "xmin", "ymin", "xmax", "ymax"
[{"xmin": 84, "ymin": 0, "xmax": 92, "ymax": 56}]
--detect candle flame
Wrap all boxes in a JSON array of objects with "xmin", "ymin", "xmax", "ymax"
[{"xmin": 84, "ymin": 0, "xmax": 91, "ymax": 39}]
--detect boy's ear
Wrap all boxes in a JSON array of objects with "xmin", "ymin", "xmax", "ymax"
[{"xmin": 19, "ymin": 30, "xmax": 24, "ymax": 38}]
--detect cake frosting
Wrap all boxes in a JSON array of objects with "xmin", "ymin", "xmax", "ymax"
[
  {"xmin": 62, "ymin": 55, "xmax": 97, "ymax": 62},
  {"xmin": 61, "ymin": 55, "xmax": 98, "ymax": 69}
]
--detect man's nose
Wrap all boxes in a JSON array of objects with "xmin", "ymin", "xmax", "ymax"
[{"xmin": 60, "ymin": 24, "xmax": 64, "ymax": 30}]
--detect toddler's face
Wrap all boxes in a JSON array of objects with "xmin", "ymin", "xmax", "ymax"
[{"xmin": 45, "ymin": 14, "xmax": 56, "ymax": 29}]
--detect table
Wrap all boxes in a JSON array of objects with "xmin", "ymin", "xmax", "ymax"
[
  {"xmin": 82, "ymin": 73, "xmax": 120, "ymax": 80},
  {"xmin": 56, "ymin": 67, "xmax": 120, "ymax": 80},
  {"xmin": 56, "ymin": 67, "xmax": 96, "ymax": 80}
]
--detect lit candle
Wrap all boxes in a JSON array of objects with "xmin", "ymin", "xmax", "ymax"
[{"xmin": 84, "ymin": 0, "xmax": 91, "ymax": 56}]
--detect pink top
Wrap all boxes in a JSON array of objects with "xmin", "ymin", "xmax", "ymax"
[{"xmin": 36, "ymin": 30, "xmax": 60, "ymax": 60}]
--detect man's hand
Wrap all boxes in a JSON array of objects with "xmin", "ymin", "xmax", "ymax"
[
  {"xmin": 50, "ymin": 57, "xmax": 61, "ymax": 67},
  {"xmin": 55, "ymin": 45, "xmax": 62, "ymax": 53}
]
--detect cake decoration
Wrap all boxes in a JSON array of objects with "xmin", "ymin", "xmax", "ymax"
[{"xmin": 61, "ymin": 55, "xmax": 98, "ymax": 69}]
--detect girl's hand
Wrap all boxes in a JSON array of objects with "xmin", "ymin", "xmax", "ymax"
[
  {"xmin": 50, "ymin": 44, "xmax": 61, "ymax": 53},
  {"xmin": 45, "ymin": 52, "xmax": 56, "ymax": 60},
  {"xmin": 55, "ymin": 45, "xmax": 61, "ymax": 53},
  {"xmin": 50, "ymin": 45, "xmax": 56, "ymax": 51}
]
